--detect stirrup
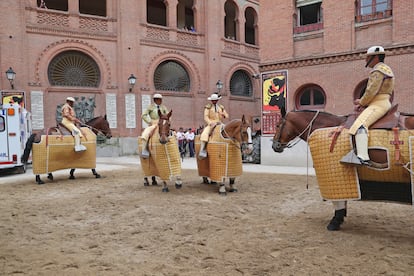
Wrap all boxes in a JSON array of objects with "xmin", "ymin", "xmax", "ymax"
[
  {"xmin": 340, "ymin": 150, "xmax": 362, "ymax": 166},
  {"xmin": 141, "ymin": 149, "xmax": 150, "ymax": 159},
  {"xmin": 198, "ymin": 150, "xmax": 207, "ymax": 159},
  {"xmin": 75, "ymin": 144, "xmax": 87, "ymax": 152}
]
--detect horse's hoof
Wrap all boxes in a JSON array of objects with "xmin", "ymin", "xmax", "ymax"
[
  {"xmin": 202, "ymin": 177, "xmax": 209, "ymax": 184},
  {"xmin": 218, "ymin": 191, "xmax": 227, "ymax": 196},
  {"xmin": 162, "ymin": 187, "xmax": 169, "ymax": 192},
  {"xmin": 152, "ymin": 181, "xmax": 158, "ymax": 186},
  {"xmin": 69, "ymin": 175, "xmax": 75, "ymax": 180},
  {"xmin": 175, "ymin": 183, "xmax": 182, "ymax": 189},
  {"xmin": 37, "ymin": 180, "xmax": 45, "ymax": 185},
  {"xmin": 228, "ymin": 188, "xmax": 238, "ymax": 193},
  {"xmin": 47, "ymin": 174, "xmax": 53, "ymax": 180},
  {"xmin": 95, "ymin": 174, "xmax": 101, "ymax": 178},
  {"xmin": 210, "ymin": 181, "xmax": 217, "ymax": 185}
]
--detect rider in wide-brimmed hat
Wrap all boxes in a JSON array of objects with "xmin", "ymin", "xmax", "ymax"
[
  {"xmin": 340, "ymin": 46, "xmax": 394, "ymax": 168},
  {"xmin": 198, "ymin": 93, "xmax": 229, "ymax": 159},
  {"xmin": 140, "ymin": 93, "xmax": 170, "ymax": 158},
  {"xmin": 61, "ymin": 97, "xmax": 87, "ymax": 152}
]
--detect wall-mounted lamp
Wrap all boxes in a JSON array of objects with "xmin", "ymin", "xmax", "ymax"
[
  {"xmin": 216, "ymin": 80, "xmax": 223, "ymax": 95},
  {"xmin": 5, "ymin": 67, "xmax": 16, "ymax": 89},
  {"xmin": 128, "ymin": 74, "xmax": 137, "ymax": 92}
]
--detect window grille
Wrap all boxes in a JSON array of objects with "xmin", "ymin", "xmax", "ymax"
[
  {"xmin": 48, "ymin": 51, "xmax": 100, "ymax": 87},
  {"xmin": 154, "ymin": 61, "xmax": 190, "ymax": 92},
  {"xmin": 230, "ymin": 70, "xmax": 253, "ymax": 97}
]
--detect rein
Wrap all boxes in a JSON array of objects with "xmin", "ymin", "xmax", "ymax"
[
  {"xmin": 81, "ymin": 123, "xmax": 105, "ymax": 136},
  {"xmin": 274, "ymin": 110, "xmax": 320, "ymax": 149}
]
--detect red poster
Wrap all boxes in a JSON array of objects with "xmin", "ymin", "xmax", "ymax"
[{"xmin": 261, "ymin": 71, "xmax": 287, "ymax": 135}]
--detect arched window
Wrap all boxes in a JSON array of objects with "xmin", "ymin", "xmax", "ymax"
[
  {"xmin": 154, "ymin": 60, "xmax": 190, "ymax": 92},
  {"xmin": 177, "ymin": 0, "xmax": 195, "ymax": 31},
  {"xmin": 224, "ymin": 0, "xmax": 238, "ymax": 40},
  {"xmin": 230, "ymin": 70, "xmax": 253, "ymax": 97},
  {"xmin": 245, "ymin": 7, "xmax": 257, "ymax": 45},
  {"xmin": 48, "ymin": 50, "xmax": 100, "ymax": 87},
  {"xmin": 147, "ymin": 0, "xmax": 167, "ymax": 26},
  {"xmin": 296, "ymin": 84, "xmax": 326, "ymax": 110}
]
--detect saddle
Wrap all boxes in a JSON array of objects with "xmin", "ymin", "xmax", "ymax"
[
  {"xmin": 343, "ymin": 104, "xmax": 400, "ymax": 130},
  {"xmin": 330, "ymin": 105, "xmax": 413, "ymax": 164}
]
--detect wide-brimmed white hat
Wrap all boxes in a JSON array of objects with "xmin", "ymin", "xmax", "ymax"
[
  {"xmin": 66, "ymin": 97, "xmax": 75, "ymax": 102},
  {"xmin": 153, "ymin": 93, "xmax": 163, "ymax": 99},
  {"xmin": 366, "ymin": 46, "xmax": 386, "ymax": 56},
  {"xmin": 208, "ymin": 93, "xmax": 221, "ymax": 101}
]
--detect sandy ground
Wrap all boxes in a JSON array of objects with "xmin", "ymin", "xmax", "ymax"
[{"xmin": 0, "ymin": 166, "xmax": 413, "ymax": 276}]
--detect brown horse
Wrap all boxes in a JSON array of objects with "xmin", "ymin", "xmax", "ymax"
[
  {"xmin": 196, "ymin": 115, "xmax": 253, "ymax": 195},
  {"xmin": 272, "ymin": 110, "xmax": 414, "ymax": 231},
  {"xmin": 21, "ymin": 115, "xmax": 112, "ymax": 184},
  {"xmin": 140, "ymin": 110, "xmax": 183, "ymax": 192}
]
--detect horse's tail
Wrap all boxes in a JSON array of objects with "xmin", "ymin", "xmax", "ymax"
[{"xmin": 21, "ymin": 133, "xmax": 37, "ymax": 164}]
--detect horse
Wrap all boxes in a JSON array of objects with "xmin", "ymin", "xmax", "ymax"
[
  {"xmin": 138, "ymin": 110, "xmax": 183, "ymax": 192},
  {"xmin": 21, "ymin": 115, "xmax": 112, "ymax": 184},
  {"xmin": 272, "ymin": 110, "xmax": 414, "ymax": 231},
  {"xmin": 196, "ymin": 115, "xmax": 253, "ymax": 195}
]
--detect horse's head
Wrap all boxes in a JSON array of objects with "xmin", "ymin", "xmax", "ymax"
[
  {"xmin": 272, "ymin": 116, "xmax": 288, "ymax": 153},
  {"xmin": 158, "ymin": 109, "xmax": 172, "ymax": 144},
  {"xmin": 85, "ymin": 115, "xmax": 112, "ymax": 139},
  {"xmin": 240, "ymin": 115, "xmax": 253, "ymax": 155},
  {"xmin": 223, "ymin": 115, "xmax": 253, "ymax": 155}
]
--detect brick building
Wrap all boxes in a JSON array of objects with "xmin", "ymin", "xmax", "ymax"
[
  {"xmin": 259, "ymin": 0, "xmax": 414, "ymax": 165},
  {"xmin": 259, "ymin": 0, "xmax": 413, "ymax": 116},
  {"xmin": 0, "ymin": 0, "xmax": 261, "ymax": 154}
]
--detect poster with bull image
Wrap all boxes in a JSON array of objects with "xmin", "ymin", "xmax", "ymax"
[{"xmin": 261, "ymin": 70, "xmax": 287, "ymax": 135}]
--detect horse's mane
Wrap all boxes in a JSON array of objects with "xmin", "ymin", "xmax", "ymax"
[{"xmin": 85, "ymin": 116, "xmax": 103, "ymax": 124}]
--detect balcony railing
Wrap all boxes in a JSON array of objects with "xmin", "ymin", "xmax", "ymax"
[
  {"xmin": 356, "ymin": 10, "xmax": 392, "ymax": 23},
  {"xmin": 294, "ymin": 22, "xmax": 323, "ymax": 34}
]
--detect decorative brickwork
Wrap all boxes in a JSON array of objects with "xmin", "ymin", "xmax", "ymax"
[
  {"xmin": 146, "ymin": 26, "xmax": 170, "ymax": 41},
  {"xmin": 36, "ymin": 11, "xmax": 69, "ymax": 27},
  {"xmin": 177, "ymin": 31, "xmax": 198, "ymax": 46},
  {"xmin": 79, "ymin": 17, "xmax": 108, "ymax": 32}
]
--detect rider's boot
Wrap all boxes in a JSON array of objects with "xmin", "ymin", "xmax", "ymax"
[
  {"xmin": 340, "ymin": 127, "xmax": 368, "ymax": 166},
  {"xmin": 141, "ymin": 139, "xmax": 150, "ymax": 159},
  {"xmin": 73, "ymin": 130, "xmax": 87, "ymax": 152},
  {"xmin": 355, "ymin": 130, "xmax": 370, "ymax": 166},
  {"xmin": 198, "ymin": 141, "xmax": 208, "ymax": 159}
]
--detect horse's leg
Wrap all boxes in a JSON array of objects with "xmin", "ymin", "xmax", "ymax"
[
  {"xmin": 327, "ymin": 201, "xmax": 347, "ymax": 231},
  {"xmin": 202, "ymin": 177, "xmax": 209, "ymax": 184},
  {"xmin": 69, "ymin": 169, "xmax": 76, "ymax": 180},
  {"xmin": 218, "ymin": 183, "xmax": 227, "ymax": 196},
  {"xmin": 47, "ymin": 173, "xmax": 53, "ymax": 180},
  {"xmin": 144, "ymin": 177, "xmax": 149, "ymax": 186},
  {"xmin": 162, "ymin": 181, "xmax": 169, "ymax": 192},
  {"xmin": 228, "ymin": 178, "xmax": 237, "ymax": 192},
  {"xmin": 175, "ymin": 176, "xmax": 182, "ymax": 189},
  {"xmin": 92, "ymin": 169, "xmax": 101, "ymax": 178},
  {"xmin": 35, "ymin": 175, "xmax": 45, "ymax": 185},
  {"xmin": 151, "ymin": 176, "xmax": 158, "ymax": 186}
]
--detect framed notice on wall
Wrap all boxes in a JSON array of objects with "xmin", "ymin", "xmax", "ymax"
[{"xmin": 261, "ymin": 70, "xmax": 287, "ymax": 135}]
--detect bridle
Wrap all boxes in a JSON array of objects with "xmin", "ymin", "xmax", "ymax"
[
  {"xmin": 272, "ymin": 110, "xmax": 320, "ymax": 150},
  {"xmin": 158, "ymin": 116, "xmax": 171, "ymax": 138},
  {"xmin": 222, "ymin": 121, "xmax": 253, "ymax": 150}
]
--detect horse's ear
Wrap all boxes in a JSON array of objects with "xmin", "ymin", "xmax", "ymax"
[
  {"xmin": 104, "ymin": 114, "xmax": 107, "ymax": 120},
  {"xmin": 242, "ymin": 114, "xmax": 246, "ymax": 123}
]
